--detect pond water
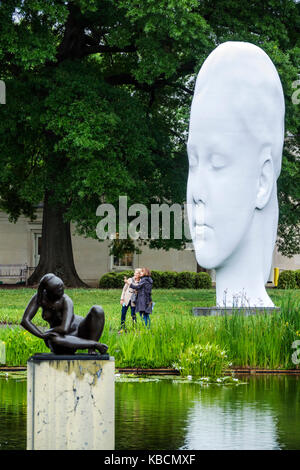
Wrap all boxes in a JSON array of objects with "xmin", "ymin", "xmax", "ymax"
[{"xmin": 0, "ymin": 373, "xmax": 299, "ymax": 450}]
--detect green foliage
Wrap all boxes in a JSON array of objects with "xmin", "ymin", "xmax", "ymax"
[
  {"xmin": 149, "ymin": 270, "xmax": 163, "ymax": 287},
  {"xmin": 176, "ymin": 271, "xmax": 195, "ymax": 289},
  {"xmin": 146, "ymin": 270, "xmax": 178, "ymax": 289},
  {"xmin": 174, "ymin": 343, "xmax": 230, "ymax": 378},
  {"xmin": 160, "ymin": 271, "xmax": 177, "ymax": 289},
  {"xmin": 0, "ymin": 340, "xmax": 5, "ymax": 364},
  {"xmin": 0, "ymin": 0, "xmax": 209, "ymax": 232},
  {"xmin": 115, "ymin": 271, "xmax": 134, "ymax": 287},
  {"xmin": 0, "ymin": 328, "xmax": 48, "ymax": 367},
  {"xmin": 1, "ymin": 288, "xmax": 300, "ymax": 369},
  {"xmin": 194, "ymin": 272, "xmax": 212, "ymax": 289},
  {"xmin": 99, "ymin": 270, "xmax": 134, "ymax": 288},
  {"xmin": 109, "ymin": 239, "xmax": 141, "ymax": 258},
  {"xmin": 99, "ymin": 273, "xmax": 120, "ymax": 288},
  {"xmin": 277, "ymin": 270, "xmax": 298, "ymax": 289},
  {"xmin": 295, "ymin": 270, "xmax": 300, "ymax": 289},
  {"xmin": 0, "ymin": 0, "xmax": 299, "ymax": 258}
]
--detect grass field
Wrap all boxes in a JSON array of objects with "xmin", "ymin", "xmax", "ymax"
[
  {"xmin": 0, "ymin": 288, "xmax": 218, "ymax": 325},
  {"xmin": 0, "ymin": 288, "xmax": 300, "ymax": 370}
]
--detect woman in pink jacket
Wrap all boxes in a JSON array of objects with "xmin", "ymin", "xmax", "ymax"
[{"xmin": 119, "ymin": 268, "xmax": 141, "ymax": 332}]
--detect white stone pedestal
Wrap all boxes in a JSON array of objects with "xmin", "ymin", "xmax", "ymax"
[{"xmin": 27, "ymin": 354, "xmax": 115, "ymax": 450}]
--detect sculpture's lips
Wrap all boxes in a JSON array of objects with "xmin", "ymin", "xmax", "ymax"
[
  {"xmin": 194, "ymin": 223, "xmax": 212, "ymax": 229},
  {"xmin": 194, "ymin": 224, "xmax": 212, "ymax": 237}
]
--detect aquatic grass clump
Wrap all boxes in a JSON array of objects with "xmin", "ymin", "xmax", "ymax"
[
  {"xmin": 215, "ymin": 297, "xmax": 300, "ymax": 369},
  {"xmin": 0, "ymin": 327, "xmax": 48, "ymax": 366},
  {"xmin": 105, "ymin": 314, "xmax": 209, "ymax": 369},
  {"xmin": 174, "ymin": 343, "xmax": 231, "ymax": 378},
  {"xmin": 1, "ymin": 289, "xmax": 300, "ymax": 369}
]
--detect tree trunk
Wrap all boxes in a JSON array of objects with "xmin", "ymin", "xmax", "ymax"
[{"xmin": 27, "ymin": 193, "xmax": 88, "ymax": 287}]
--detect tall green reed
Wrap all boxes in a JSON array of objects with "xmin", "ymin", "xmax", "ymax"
[{"xmin": 0, "ymin": 291, "xmax": 299, "ymax": 370}]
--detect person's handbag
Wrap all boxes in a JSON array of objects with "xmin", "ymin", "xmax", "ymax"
[{"xmin": 131, "ymin": 292, "xmax": 137, "ymax": 304}]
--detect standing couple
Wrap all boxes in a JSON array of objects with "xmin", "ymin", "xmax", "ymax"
[{"xmin": 119, "ymin": 267, "xmax": 153, "ymax": 331}]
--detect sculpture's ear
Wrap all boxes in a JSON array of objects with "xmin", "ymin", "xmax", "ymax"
[{"xmin": 256, "ymin": 156, "xmax": 274, "ymax": 210}]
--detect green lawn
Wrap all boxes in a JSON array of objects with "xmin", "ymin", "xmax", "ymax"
[
  {"xmin": 0, "ymin": 287, "xmax": 217, "ymax": 326},
  {"xmin": 0, "ymin": 287, "xmax": 295, "ymax": 324},
  {"xmin": 0, "ymin": 288, "xmax": 300, "ymax": 370}
]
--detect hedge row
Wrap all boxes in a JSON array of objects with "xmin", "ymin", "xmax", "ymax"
[
  {"xmin": 99, "ymin": 270, "xmax": 212, "ymax": 289},
  {"xmin": 277, "ymin": 269, "xmax": 300, "ymax": 289}
]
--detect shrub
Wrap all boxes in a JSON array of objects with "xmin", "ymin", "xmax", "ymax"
[
  {"xmin": 295, "ymin": 270, "xmax": 300, "ymax": 289},
  {"xmin": 99, "ymin": 269, "xmax": 212, "ymax": 289},
  {"xmin": 112, "ymin": 273, "xmax": 124, "ymax": 288},
  {"xmin": 176, "ymin": 271, "xmax": 195, "ymax": 289},
  {"xmin": 277, "ymin": 270, "xmax": 297, "ymax": 289},
  {"xmin": 194, "ymin": 272, "xmax": 212, "ymax": 289},
  {"xmin": 118, "ymin": 270, "xmax": 134, "ymax": 279},
  {"xmin": 174, "ymin": 343, "xmax": 230, "ymax": 378},
  {"xmin": 99, "ymin": 271, "xmax": 135, "ymax": 288},
  {"xmin": 99, "ymin": 273, "xmax": 118, "ymax": 288},
  {"xmin": 160, "ymin": 271, "xmax": 177, "ymax": 289},
  {"xmin": 150, "ymin": 270, "xmax": 163, "ymax": 287},
  {"xmin": 114, "ymin": 271, "xmax": 134, "ymax": 288}
]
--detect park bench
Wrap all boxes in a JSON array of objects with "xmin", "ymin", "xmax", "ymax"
[{"xmin": 0, "ymin": 264, "xmax": 29, "ymax": 284}]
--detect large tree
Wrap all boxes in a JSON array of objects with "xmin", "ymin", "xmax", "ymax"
[{"xmin": 0, "ymin": 0, "xmax": 299, "ymax": 286}]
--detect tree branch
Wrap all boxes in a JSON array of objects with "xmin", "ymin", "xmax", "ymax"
[
  {"xmin": 83, "ymin": 43, "xmax": 137, "ymax": 55},
  {"xmin": 104, "ymin": 73, "xmax": 152, "ymax": 91},
  {"xmin": 167, "ymin": 83, "xmax": 194, "ymax": 95}
]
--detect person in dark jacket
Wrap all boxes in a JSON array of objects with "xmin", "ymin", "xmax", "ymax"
[{"xmin": 126, "ymin": 267, "xmax": 153, "ymax": 327}]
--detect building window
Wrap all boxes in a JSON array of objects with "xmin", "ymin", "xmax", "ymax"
[
  {"xmin": 30, "ymin": 231, "xmax": 42, "ymax": 268},
  {"xmin": 112, "ymin": 252, "xmax": 134, "ymax": 270},
  {"xmin": 34, "ymin": 233, "xmax": 42, "ymax": 267}
]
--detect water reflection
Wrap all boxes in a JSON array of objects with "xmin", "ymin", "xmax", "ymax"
[
  {"xmin": 182, "ymin": 387, "xmax": 280, "ymax": 449},
  {"xmin": 0, "ymin": 374, "xmax": 27, "ymax": 450},
  {"xmin": 115, "ymin": 379, "xmax": 195, "ymax": 450},
  {"xmin": 0, "ymin": 374, "xmax": 299, "ymax": 450},
  {"xmin": 115, "ymin": 375, "xmax": 300, "ymax": 450}
]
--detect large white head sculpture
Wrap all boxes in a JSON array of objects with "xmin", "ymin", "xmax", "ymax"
[{"xmin": 187, "ymin": 41, "xmax": 285, "ymax": 307}]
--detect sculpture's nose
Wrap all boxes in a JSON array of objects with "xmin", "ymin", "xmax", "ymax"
[
  {"xmin": 193, "ymin": 199, "xmax": 205, "ymax": 226},
  {"xmin": 189, "ymin": 159, "xmax": 208, "ymax": 203},
  {"xmin": 191, "ymin": 172, "xmax": 207, "ymax": 206}
]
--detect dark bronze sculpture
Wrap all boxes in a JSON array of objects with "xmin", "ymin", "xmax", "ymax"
[{"xmin": 21, "ymin": 273, "xmax": 108, "ymax": 355}]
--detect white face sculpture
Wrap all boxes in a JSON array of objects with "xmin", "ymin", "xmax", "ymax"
[
  {"xmin": 187, "ymin": 42, "xmax": 285, "ymax": 307},
  {"xmin": 187, "ymin": 100, "xmax": 263, "ymax": 269}
]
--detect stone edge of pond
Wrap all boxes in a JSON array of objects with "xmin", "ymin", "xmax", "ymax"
[
  {"xmin": 118, "ymin": 368, "xmax": 300, "ymax": 375},
  {"xmin": 1, "ymin": 366, "xmax": 300, "ymax": 375}
]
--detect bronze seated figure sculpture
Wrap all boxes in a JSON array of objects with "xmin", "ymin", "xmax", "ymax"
[{"xmin": 21, "ymin": 273, "xmax": 108, "ymax": 355}]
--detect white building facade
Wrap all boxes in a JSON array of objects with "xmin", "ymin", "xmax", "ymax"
[
  {"xmin": 0, "ymin": 209, "xmax": 198, "ymax": 286},
  {"xmin": 0, "ymin": 209, "xmax": 299, "ymax": 286}
]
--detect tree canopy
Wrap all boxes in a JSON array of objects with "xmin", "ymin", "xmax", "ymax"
[{"xmin": 0, "ymin": 0, "xmax": 299, "ymax": 282}]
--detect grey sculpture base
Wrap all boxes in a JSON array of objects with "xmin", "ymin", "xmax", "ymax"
[
  {"xmin": 192, "ymin": 306, "xmax": 280, "ymax": 316},
  {"xmin": 27, "ymin": 353, "xmax": 115, "ymax": 450}
]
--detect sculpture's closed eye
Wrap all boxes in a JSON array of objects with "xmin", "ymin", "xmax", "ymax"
[{"xmin": 211, "ymin": 153, "xmax": 226, "ymax": 169}]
